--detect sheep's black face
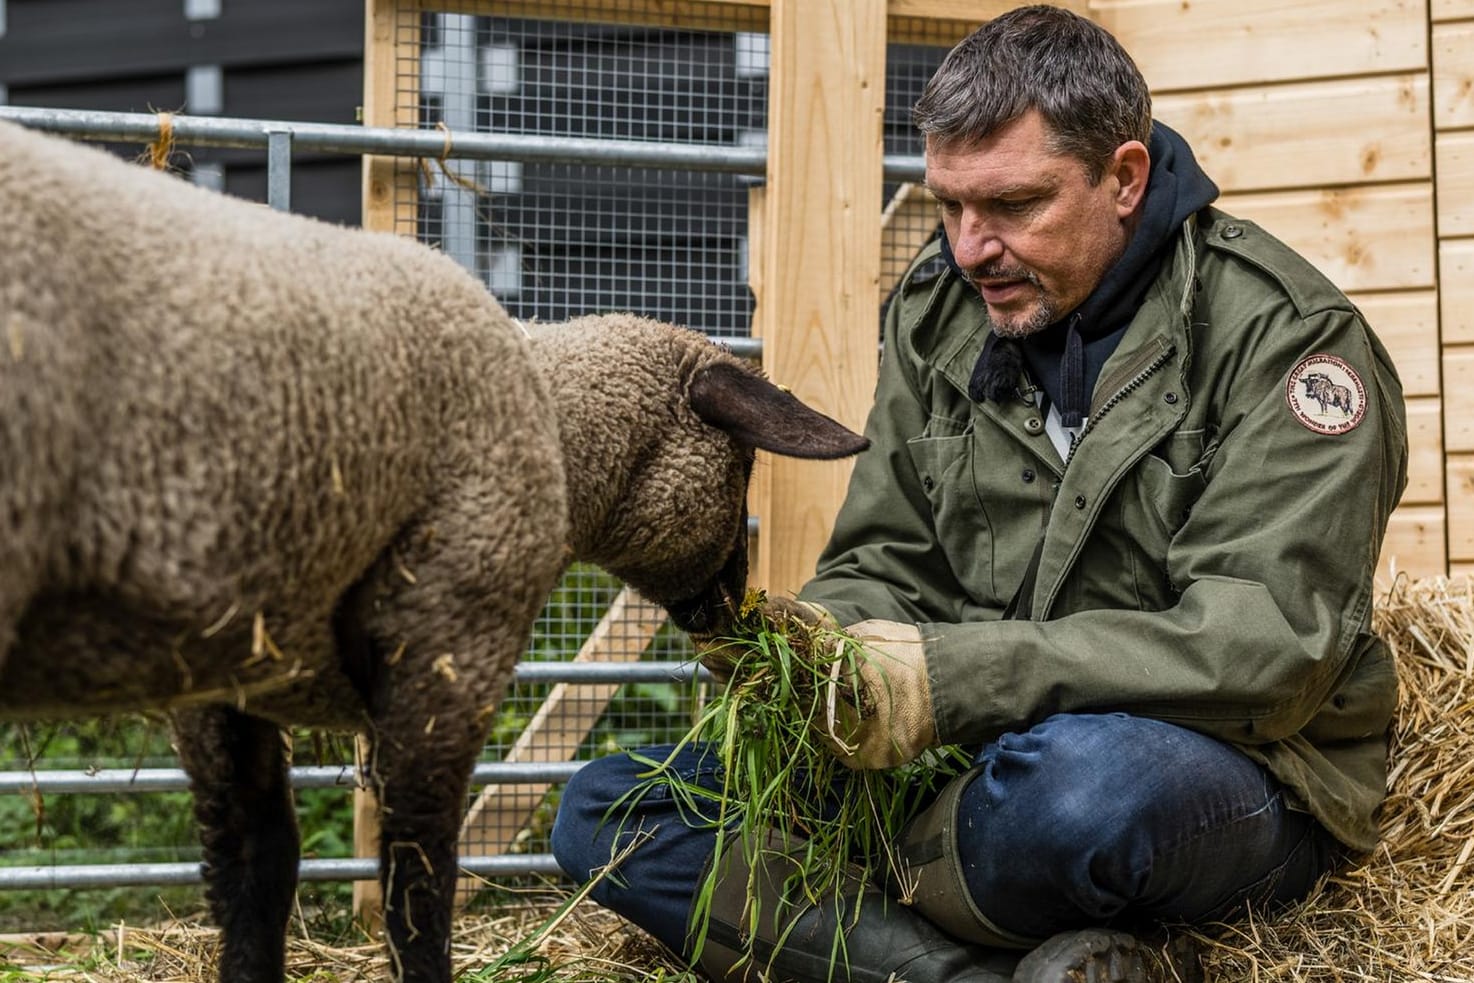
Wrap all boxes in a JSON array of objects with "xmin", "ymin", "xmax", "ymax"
[{"xmin": 663, "ymin": 495, "xmax": 749, "ymax": 635}]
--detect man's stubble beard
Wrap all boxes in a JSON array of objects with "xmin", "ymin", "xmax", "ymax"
[{"xmin": 975, "ymin": 266, "xmax": 1058, "ymax": 339}]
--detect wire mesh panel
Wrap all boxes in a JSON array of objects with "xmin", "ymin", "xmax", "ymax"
[
  {"xmin": 393, "ymin": 3, "xmax": 971, "ymax": 899},
  {"xmin": 0, "ymin": 4, "xmax": 974, "ymax": 923}
]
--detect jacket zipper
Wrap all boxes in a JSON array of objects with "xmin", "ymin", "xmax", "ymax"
[{"xmin": 1062, "ymin": 342, "xmax": 1177, "ymax": 470}]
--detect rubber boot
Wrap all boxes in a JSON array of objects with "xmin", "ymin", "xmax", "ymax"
[
  {"xmin": 693, "ymin": 831, "xmax": 1019, "ymax": 983},
  {"xmin": 1012, "ymin": 928, "xmax": 1204, "ymax": 983}
]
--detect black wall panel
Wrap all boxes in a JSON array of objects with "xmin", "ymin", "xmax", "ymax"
[{"xmin": 0, "ymin": 0, "xmax": 364, "ymax": 224}]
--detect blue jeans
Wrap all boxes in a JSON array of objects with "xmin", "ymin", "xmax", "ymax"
[{"xmin": 551, "ymin": 713, "xmax": 1342, "ymax": 955}]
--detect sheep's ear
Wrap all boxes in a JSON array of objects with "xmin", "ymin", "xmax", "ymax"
[{"xmin": 688, "ymin": 362, "xmax": 870, "ymax": 460}]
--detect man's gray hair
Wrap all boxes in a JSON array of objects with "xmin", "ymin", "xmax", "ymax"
[{"xmin": 912, "ymin": 5, "xmax": 1152, "ymax": 184}]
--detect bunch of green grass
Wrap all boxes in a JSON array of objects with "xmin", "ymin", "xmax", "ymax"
[{"xmin": 615, "ymin": 591, "xmax": 970, "ymax": 968}]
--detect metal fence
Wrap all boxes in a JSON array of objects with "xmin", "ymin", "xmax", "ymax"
[{"xmin": 0, "ymin": 5, "xmax": 950, "ymax": 901}]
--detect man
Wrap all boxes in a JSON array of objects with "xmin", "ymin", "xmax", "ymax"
[{"xmin": 552, "ymin": 6, "xmax": 1408, "ymax": 981}]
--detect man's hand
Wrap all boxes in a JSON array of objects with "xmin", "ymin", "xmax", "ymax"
[
  {"xmin": 695, "ymin": 595, "xmax": 835, "ymax": 683},
  {"xmin": 820, "ymin": 620, "xmax": 937, "ymax": 770}
]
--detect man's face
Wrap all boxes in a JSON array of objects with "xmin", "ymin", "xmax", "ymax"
[{"xmin": 925, "ymin": 110, "xmax": 1146, "ymax": 338}]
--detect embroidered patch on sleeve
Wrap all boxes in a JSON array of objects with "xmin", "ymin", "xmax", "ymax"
[{"xmin": 1286, "ymin": 354, "xmax": 1367, "ymax": 435}]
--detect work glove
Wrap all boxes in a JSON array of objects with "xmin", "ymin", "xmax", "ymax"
[
  {"xmin": 820, "ymin": 619, "xmax": 937, "ymax": 771},
  {"xmin": 695, "ymin": 595, "xmax": 835, "ymax": 683}
]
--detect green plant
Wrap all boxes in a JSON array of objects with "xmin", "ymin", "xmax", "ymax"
[{"xmin": 619, "ymin": 592, "xmax": 969, "ymax": 969}]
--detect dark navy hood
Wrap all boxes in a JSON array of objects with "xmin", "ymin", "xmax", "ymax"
[{"xmin": 948, "ymin": 120, "xmax": 1219, "ymax": 427}]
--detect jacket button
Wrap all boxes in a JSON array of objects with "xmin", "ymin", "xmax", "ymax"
[
  {"xmin": 1024, "ymin": 417, "xmax": 1044, "ymax": 433},
  {"xmin": 1074, "ymin": 495, "xmax": 1087, "ymax": 509},
  {"xmin": 922, "ymin": 476, "xmax": 935, "ymax": 491},
  {"xmin": 1022, "ymin": 469, "xmax": 1036, "ymax": 483},
  {"xmin": 1222, "ymin": 224, "xmax": 1243, "ymax": 239},
  {"xmin": 1164, "ymin": 392, "xmax": 1179, "ymax": 404}
]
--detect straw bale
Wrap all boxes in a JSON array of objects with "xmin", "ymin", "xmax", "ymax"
[
  {"xmin": 1191, "ymin": 575, "xmax": 1474, "ymax": 980},
  {"xmin": 5, "ymin": 576, "xmax": 1472, "ymax": 981}
]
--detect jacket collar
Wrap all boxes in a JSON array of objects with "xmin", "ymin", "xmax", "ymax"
[{"xmin": 907, "ymin": 212, "xmax": 1205, "ymax": 409}]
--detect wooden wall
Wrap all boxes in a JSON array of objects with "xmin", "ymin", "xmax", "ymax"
[
  {"xmin": 1095, "ymin": 0, "xmax": 1452, "ymax": 581},
  {"xmin": 1434, "ymin": 0, "xmax": 1474, "ymax": 577}
]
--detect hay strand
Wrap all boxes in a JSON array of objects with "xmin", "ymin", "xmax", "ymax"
[
  {"xmin": 8, "ymin": 577, "xmax": 1474, "ymax": 981},
  {"xmin": 1191, "ymin": 575, "xmax": 1474, "ymax": 980}
]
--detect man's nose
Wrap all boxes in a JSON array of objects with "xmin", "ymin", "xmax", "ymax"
[{"xmin": 951, "ymin": 208, "xmax": 1004, "ymax": 271}]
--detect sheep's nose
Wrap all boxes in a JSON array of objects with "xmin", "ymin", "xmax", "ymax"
[{"xmin": 665, "ymin": 583, "xmax": 728, "ymax": 635}]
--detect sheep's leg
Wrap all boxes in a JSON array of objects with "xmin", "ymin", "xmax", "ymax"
[
  {"xmin": 366, "ymin": 699, "xmax": 486, "ymax": 983},
  {"xmin": 173, "ymin": 706, "xmax": 298, "ymax": 983}
]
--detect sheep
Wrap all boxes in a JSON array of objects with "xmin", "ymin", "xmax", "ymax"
[{"xmin": 0, "ymin": 118, "xmax": 869, "ymax": 983}]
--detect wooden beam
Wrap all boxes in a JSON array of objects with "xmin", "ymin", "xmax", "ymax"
[
  {"xmin": 418, "ymin": 0, "xmax": 1008, "ymax": 43},
  {"xmin": 754, "ymin": 0, "xmax": 887, "ymax": 597},
  {"xmin": 427, "ymin": 0, "xmax": 769, "ymax": 33},
  {"xmin": 1447, "ymin": 456, "xmax": 1474, "ymax": 561},
  {"xmin": 1154, "ymin": 74, "xmax": 1431, "ymax": 193},
  {"xmin": 1437, "ymin": 131, "xmax": 1474, "ymax": 237},
  {"xmin": 355, "ymin": 0, "xmax": 422, "ymax": 928},
  {"xmin": 1350, "ymin": 290, "xmax": 1440, "ymax": 398},
  {"xmin": 1218, "ymin": 183, "xmax": 1436, "ymax": 293},
  {"xmin": 1404, "ymin": 396, "xmax": 1446, "ymax": 506},
  {"xmin": 362, "ymin": 0, "xmax": 417, "ymax": 238},
  {"xmin": 1432, "ymin": 0, "xmax": 1474, "ymax": 22},
  {"xmin": 1443, "ymin": 346, "xmax": 1474, "ymax": 453},
  {"xmin": 1433, "ymin": 22, "xmax": 1474, "ymax": 130},
  {"xmin": 1093, "ymin": 0, "xmax": 1427, "ymax": 94},
  {"xmin": 453, "ymin": 587, "xmax": 666, "ymax": 909},
  {"xmin": 1440, "ymin": 239, "xmax": 1474, "ymax": 345},
  {"xmin": 1382, "ymin": 505, "xmax": 1448, "ymax": 580},
  {"xmin": 747, "ymin": 186, "xmax": 772, "ymax": 586},
  {"xmin": 889, "ymin": 0, "xmax": 1085, "ymax": 16}
]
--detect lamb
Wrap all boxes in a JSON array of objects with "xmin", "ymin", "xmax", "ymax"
[{"xmin": 0, "ymin": 118, "xmax": 868, "ymax": 983}]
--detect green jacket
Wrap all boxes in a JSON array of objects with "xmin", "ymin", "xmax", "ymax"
[{"xmin": 800, "ymin": 208, "xmax": 1408, "ymax": 852}]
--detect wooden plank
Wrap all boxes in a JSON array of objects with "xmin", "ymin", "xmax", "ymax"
[
  {"xmin": 1381, "ymin": 505, "xmax": 1448, "ymax": 580},
  {"xmin": 1443, "ymin": 346, "xmax": 1474, "ymax": 452},
  {"xmin": 747, "ymin": 186, "xmax": 772, "ymax": 583},
  {"xmin": 1404, "ymin": 397, "xmax": 1446, "ymax": 505},
  {"xmin": 1440, "ymin": 239, "xmax": 1474, "ymax": 345},
  {"xmin": 361, "ymin": 0, "xmax": 418, "ymax": 243},
  {"xmin": 1432, "ymin": 0, "xmax": 1474, "ymax": 22},
  {"xmin": 351, "ymin": 733, "xmax": 381, "ymax": 926},
  {"xmin": 428, "ymin": 0, "xmax": 769, "ymax": 33},
  {"xmin": 1350, "ymin": 290, "xmax": 1440, "ymax": 398},
  {"xmin": 1218, "ymin": 183, "xmax": 1435, "ymax": 293},
  {"xmin": 1447, "ymin": 456, "xmax": 1474, "ymax": 560},
  {"xmin": 453, "ymin": 587, "xmax": 666, "ymax": 908},
  {"xmin": 1154, "ymin": 75, "xmax": 1430, "ymax": 193},
  {"xmin": 1437, "ymin": 131, "xmax": 1474, "ymax": 237},
  {"xmin": 1433, "ymin": 22, "xmax": 1474, "ymax": 130},
  {"xmin": 1093, "ymin": 0, "xmax": 1427, "ymax": 94},
  {"xmin": 354, "ymin": 0, "xmax": 412, "ymax": 926},
  {"xmin": 888, "ymin": 0, "xmax": 1086, "ymax": 17},
  {"xmin": 754, "ymin": 0, "xmax": 886, "ymax": 597},
  {"xmin": 419, "ymin": 0, "xmax": 1018, "ymax": 41}
]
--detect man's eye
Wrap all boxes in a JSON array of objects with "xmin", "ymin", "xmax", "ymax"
[
  {"xmin": 937, "ymin": 199, "xmax": 962, "ymax": 216},
  {"xmin": 1000, "ymin": 198, "xmax": 1035, "ymax": 214}
]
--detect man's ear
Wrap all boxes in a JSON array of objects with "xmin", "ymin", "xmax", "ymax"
[
  {"xmin": 1110, "ymin": 140, "xmax": 1151, "ymax": 217},
  {"xmin": 688, "ymin": 361, "xmax": 870, "ymax": 460}
]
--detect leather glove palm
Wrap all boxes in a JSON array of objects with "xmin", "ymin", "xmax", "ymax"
[
  {"xmin": 821, "ymin": 619, "xmax": 937, "ymax": 770},
  {"xmin": 695, "ymin": 595, "xmax": 834, "ymax": 683}
]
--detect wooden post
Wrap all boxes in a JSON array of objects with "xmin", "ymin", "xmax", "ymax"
[
  {"xmin": 355, "ymin": 0, "xmax": 419, "ymax": 928},
  {"xmin": 753, "ymin": 0, "xmax": 888, "ymax": 598}
]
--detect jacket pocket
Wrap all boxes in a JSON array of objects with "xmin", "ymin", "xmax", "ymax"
[
  {"xmin": 1129, "ymin": 429, "xmax": 1216, "ymax": 537},
  {"xmin": 1116, "ymin": 429, "xmax": 1214, "ymax": 606},
  {"xmin": 906, "ymin": 421, "xmax": 997, "ymax": 599},
  {"xmin": 1301, "ymin": 632, "xmax": 1398, "ymax": 743}
]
